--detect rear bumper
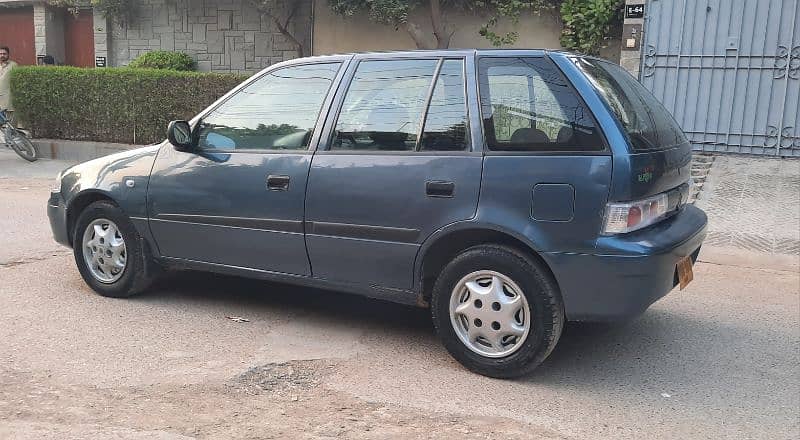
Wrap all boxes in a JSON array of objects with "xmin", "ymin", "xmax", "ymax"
[
  {"xmin": 47, "ymin": 191, "xmax": 70, "ymax": 247},
  {"xmin": 544, "ymin": 205, "xmax": 707, "ymax": 322}
]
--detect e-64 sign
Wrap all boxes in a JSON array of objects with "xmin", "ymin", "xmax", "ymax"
[{"xmin": 626, "ymin": 4, "xmax": 645, "ymax": 19}]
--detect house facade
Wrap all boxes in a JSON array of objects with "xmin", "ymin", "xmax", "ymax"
[
  {"xmin": 0, "ymin": 0, "xmax": 620, "ymax": 73},
  {"xmin": 0, "ymin": 0, "xmax": 312, "ymax": 73},
  {"xmin": 101, "ymin": 0, "xmax": 313, "ymax": 73}
]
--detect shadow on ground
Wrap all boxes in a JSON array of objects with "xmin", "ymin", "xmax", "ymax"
[{"xmin": 128, "ymin": 269, "xmax": 765, "ymax": 390}]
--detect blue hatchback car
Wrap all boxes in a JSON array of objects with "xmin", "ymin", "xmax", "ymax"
[{"xmin": 48, "ymin": 50, "xmax": 707, "ymax": 377}]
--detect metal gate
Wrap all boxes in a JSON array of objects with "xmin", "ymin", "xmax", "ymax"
[{"xmin": 641, "ymin": 0, "xmax": 799, "ymax": 156}]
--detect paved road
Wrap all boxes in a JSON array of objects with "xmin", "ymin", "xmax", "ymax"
[{"xmin": 1, "ymin": 149, "xmax": 798, "ymax": 439}]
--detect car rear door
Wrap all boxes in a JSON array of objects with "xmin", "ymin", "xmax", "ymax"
[
  {"xmin": 304, "ymin": 53, "xmax": 483, "ymax": 290},
  {"xmin": 476, "ymin": 54, "xmax": 613, "ymax": 254},
  {"xmin": 147, "ymin": 59, "xmax": 346, "ymax": 275}
]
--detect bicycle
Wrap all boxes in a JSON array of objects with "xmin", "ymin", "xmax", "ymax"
[{"xmin": 0, "ymin": 109, "xmax": 38, "ymax": 162}]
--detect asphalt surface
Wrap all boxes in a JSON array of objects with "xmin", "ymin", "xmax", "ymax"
[{"xmin": 1, "ymin": 149, "xmax": 798, "ymax": 439}]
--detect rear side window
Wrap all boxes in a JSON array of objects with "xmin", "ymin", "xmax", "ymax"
[
  {"xmin": 574, "ymin": 58, "xmax": 687, "ymax": 151},
  {"xmin": 332, "ymin": 58, "xmax": 469, "ymax": 152},
  {"xmin": 420, "ymin": 59, "xmax": 469, "ymax": 151},
  {"xmin": 478, "ymin": 57, "xmax": 604, "ymax": 152}
]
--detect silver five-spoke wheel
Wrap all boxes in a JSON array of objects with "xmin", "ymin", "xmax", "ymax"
[
  {"xmin": 82, "ymin": 218, "xmax": 127, "ymax": 283},
  {"xmin": 449, "ymin": 270, "xmax": 531, "ymax": 358}
]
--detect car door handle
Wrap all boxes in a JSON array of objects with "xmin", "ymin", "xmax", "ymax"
[
  {"xmin": 267, "ymin": 175, "xmax": 290, "ymax": 191},
  {"xmin": 426, "ymin": 180, "xmax": 455, "ymax": 198}
]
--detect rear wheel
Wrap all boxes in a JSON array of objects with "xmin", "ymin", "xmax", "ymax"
[
  {"xmin": 73, "ymin": 201, "xmax": 157, "ymax": 297},
  {"xmin": 7, "ymin": 128, "xmax": 38, "ymax": 162},
  {"xmin": 431, "ymin": 245, "xmax": 564, "ymax": 378}
]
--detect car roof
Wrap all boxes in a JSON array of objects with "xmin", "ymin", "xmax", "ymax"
[
  {"xmin": 266, "ymin": 49, "xmax": 590, "ymax": 75},
  {"xmin": 286, "ymin": 49, "xmax": 585, "ymax": 62}
]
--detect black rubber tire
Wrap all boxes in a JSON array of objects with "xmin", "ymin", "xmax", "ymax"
[
  {"xmin": 73, "ymin": 201, "xmax": 157, "ymax": 298},
  {"xmin": 8, "ymin": 129, "xmax": 38, "ymax": 162},
  {"xmin": 431, "ymin": 244, "xmax": 565, "ymax": 378}
]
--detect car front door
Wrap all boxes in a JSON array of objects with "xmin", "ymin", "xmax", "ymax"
[
  {"xmin": 305, "ymin": 55, "xmax": 483, "ymax": 290},
  {"xmin": 147, "ymin": 59, "xmax": 345, "ymax": 275}
]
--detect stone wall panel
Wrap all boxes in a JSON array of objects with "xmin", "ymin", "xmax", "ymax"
[{"xmin": 101, "ymin": 0, "xmax": 306, "ymax": 72}]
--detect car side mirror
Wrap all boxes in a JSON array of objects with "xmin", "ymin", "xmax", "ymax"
[{"xmin": 167, "ymin": 120, "xmax": 194, "ymax": 151}]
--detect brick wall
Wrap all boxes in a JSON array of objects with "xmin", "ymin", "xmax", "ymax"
[{"xmin": 105, "ymin": 0, "xmax": 310, "ymax": 73}]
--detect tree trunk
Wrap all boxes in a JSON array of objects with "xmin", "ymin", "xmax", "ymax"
[
  {"xmin": 429, "ymin": 0, "xmax": 452, "ymax": 49},
  {"xmin": 251, "ymin": 1, "xmax": 306, "ymax": 57},
  {"xmin": 272, "ymin": 15, "xmax": 305, "ymax": 57},
  {"xmin": 271, "ymin": 4, "xmax": 306, "ymax": 57},
  {"xmin": 405, "ymin": 20, "xmax": 434, "ymax": 49}
]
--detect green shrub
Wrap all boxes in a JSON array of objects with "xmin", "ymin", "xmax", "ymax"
[
  {"xmin": 560, "ymin": 0, "xmax": 624, "ymax": 55},
  {"xmin": 10, "ymin": 66, "xmax": 249, "ymax": 144},
  {"xmin": 128, "ymin": 50, "xmax": 197, "ymax": 71}
]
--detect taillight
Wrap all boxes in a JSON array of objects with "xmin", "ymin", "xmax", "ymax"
[{"xmin": 603, "ymin": 193, "xmax": 669, "ymax": 234}]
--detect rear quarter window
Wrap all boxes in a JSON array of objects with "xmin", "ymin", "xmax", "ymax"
[
  {"xmin": 478, "ymin": 56, "xmax": 604, "ymax": 152},
  {"xmin": 573, "ymin": 57, "xmax": 688, "ymax": 152}
]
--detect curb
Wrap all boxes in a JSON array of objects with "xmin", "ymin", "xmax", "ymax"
[{"xmin": 32, "ymin": 139, "xmax": 144, "ymax": 162}]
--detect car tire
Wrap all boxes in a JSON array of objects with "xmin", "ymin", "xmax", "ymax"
[
  {"xmin": 431, "ymin": 244, "xmax": 564, "ymax": 378},
  {"xmin": 73, "ymin": 201, "xmax": 158, "ymax": 298}
]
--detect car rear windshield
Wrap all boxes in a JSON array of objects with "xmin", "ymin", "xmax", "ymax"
[{"xmin": 574, "ymin": 57, "xmax": 688, "ymax": 152}]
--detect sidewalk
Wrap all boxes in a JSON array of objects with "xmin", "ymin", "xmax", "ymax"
[
  {"xmin": 694, "ymin": 155, "xmax": 800, "ymax": 257},
  {"xmin": 0, "ymin": 148, "xmax": 76, "ymax": 179}
]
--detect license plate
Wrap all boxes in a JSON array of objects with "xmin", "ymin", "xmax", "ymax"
[{"xmin": 677, "ymin": 256, "xmax": 694, "ymax": 290}]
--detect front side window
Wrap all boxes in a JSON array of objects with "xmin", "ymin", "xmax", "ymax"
[
  {"xmin": 197, "ymin": 63, "xmax": 340, "ymax": 151},
  {"xmin": 574, "ymin": 57, "xmax": 687, "ymax": 151},
  {"xmin": 478, "ymin": 57, "xmax": 603, "ymax": 152}
]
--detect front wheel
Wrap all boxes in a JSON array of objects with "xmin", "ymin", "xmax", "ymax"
[
  {"xmin": 7, "ymin": 128, "xmax": 38, "ymax": 162},
  {"xmin": 73, "ymin": 201, "xmax": 158, "ymax": 297},
  {"xmin": 431, "ymin": 245, "xmax": 565, "ymax": 378}
]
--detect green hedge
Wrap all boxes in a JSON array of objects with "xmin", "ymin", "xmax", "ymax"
[
  {"xmin": 128, "ymin": 50, "xmax": 197, "ymax": 71},
  {"xmin": 10, "ymin": 66, "xmax": 249, "ymax": 145}
]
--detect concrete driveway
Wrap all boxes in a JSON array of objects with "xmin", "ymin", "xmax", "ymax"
[{"xmin": 1, "ymin": 149, "xmax": 798, "ymax": 439}]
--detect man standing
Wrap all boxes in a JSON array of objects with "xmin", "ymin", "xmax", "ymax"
[{"xmin": 0, "ymin": 46, "xmax": 18, "ymax": 116}]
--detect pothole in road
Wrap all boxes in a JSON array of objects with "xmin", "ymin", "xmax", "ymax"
[{"xmin": 230, "ymin": 360, "xmax": 335, "ymax": 395}]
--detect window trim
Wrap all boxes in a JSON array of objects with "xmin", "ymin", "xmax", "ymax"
[
  {"xmin": 476, "ymin": 55, "xmax": 610, "ymax": 155},
  {"xmin": 414, "ymin": 58, "xmax": 445, "ymax": 151},
  {"xmin": 191, "ymin": 60, "xmax": 347, "ymax": 155},
  {"xmin": 318, "ymin": 56, "xmax": 472, "ymax": 155}
]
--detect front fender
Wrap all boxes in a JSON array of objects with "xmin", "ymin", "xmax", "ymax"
[{"xmin": 61, "ymin": 143, "xmax": 162, "ymax": 218}]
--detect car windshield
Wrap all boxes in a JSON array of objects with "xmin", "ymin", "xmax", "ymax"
[{"xmin": 574, "ymin": 57, "xmax": 687, "ymax": 151}]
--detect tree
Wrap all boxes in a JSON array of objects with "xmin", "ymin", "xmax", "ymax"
[
  {"xmin": 328, "ymin": 0, "xmax": 557, "ymax": 50},
  {"xmin": 249, "ymin": 0, "xmax": 310, "ymax": 57},
  {"xmin": 560, "ymin": 0, "xmax": 624, "ymax": 55},
  {"xmin": 46, "ymin": 0, "xmax": 136, "ymax": 26}
]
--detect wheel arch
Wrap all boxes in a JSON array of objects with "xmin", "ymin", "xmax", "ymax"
[
  {"xmin": 415, "ymin": 223, "xmax": 560, "ymax": 306},
  {"xmin": 66, "ymin": 190, "xmax": 119, "ymax": 246}
]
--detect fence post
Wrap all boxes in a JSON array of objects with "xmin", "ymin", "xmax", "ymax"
[{"xmin": 620, "ymin": 0, "xmax": 647, "ymax": 79}]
